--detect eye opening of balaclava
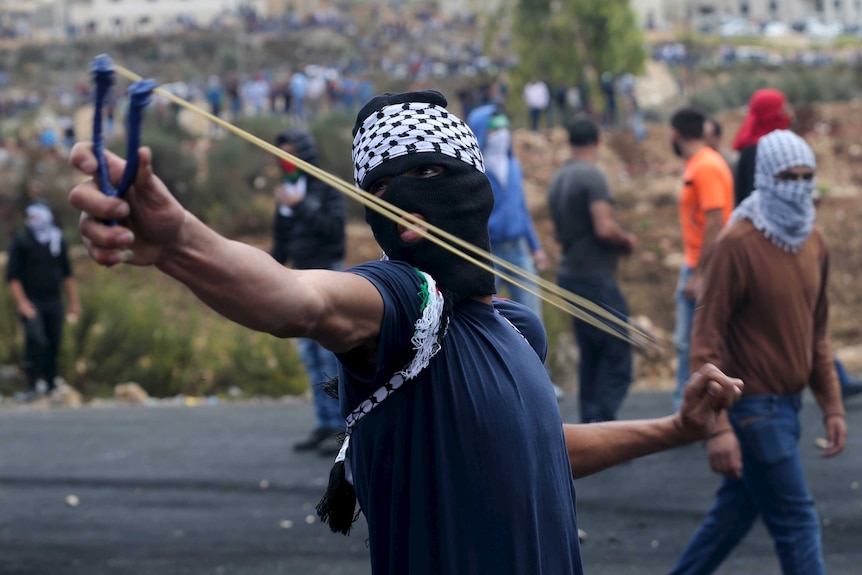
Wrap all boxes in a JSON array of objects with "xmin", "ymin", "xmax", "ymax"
[{"xmin": 352, "ymin": 90, "xmax": 496, "ymax": 303}]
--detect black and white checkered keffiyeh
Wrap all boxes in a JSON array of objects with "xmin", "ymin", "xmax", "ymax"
[
  {"xmin": 730, "ymin": 129, "xmax": 816, "ymax": 252},
  {"xmin": 352, "ymin": 102, "xmax": 485, "ymax": 187}
]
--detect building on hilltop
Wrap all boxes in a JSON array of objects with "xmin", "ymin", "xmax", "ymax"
[
  {"xmin": 631, "ymin": 0, "xmax": 860, "ymax": 30},
  {"xmin": 0, "ymin": 0, "xmax": 271, "ymax": 39}
]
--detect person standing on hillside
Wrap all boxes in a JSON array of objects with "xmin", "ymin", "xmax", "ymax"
[
  {"xmin": 466, "ymin": 103, "xmax": 549, "ymax": 323},
  {"xmin": 523, "ymin": 78, "xmax": 550, "ymax": 131},
  {"xmin": 269, "ymin": 128, "xmax": 346, "ymax": 456},
  {"xmin": 549, "ymin": 116, "xmax": 636, "ymax": 422},
  {"xmin": 670, "ymin": 129, "xmax": 846, "ymax": 575},
  {"xmin": 6, "ymin": 202, "xmax": 81, "ymax": 398},
  {"xmin": 670, "ymin": 108, "xmax": 734, "ymax": 411},
  {"xmin": 68, "ymin": 89, "xmax": 743, "ymax": 575}
]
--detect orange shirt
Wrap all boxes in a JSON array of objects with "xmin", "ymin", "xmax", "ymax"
[{"xmin": 678, "ymin": 146, "xmax": 734, "ymax": 268}]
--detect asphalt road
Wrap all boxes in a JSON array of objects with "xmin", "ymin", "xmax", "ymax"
[{"xmin": 1, "ymin": 392, "xmax": 860, "ymax": 575}]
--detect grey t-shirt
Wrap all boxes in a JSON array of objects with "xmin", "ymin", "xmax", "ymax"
[{"xmin": 548, "ymin": 159, "xmax": 619, "ymax": 282}]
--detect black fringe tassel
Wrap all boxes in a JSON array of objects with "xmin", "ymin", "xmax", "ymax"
[
  {"xmin": 316, "ymin": 459, "xmax": 359, "ymax": 535},
  {"xmin": 322, "ymin": 376, "xmax": 339, "ymax": 400}
]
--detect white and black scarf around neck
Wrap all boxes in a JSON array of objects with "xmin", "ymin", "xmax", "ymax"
[{"xmin": 730, "ymin": 129, "xmax": 816, "ymax": 253}]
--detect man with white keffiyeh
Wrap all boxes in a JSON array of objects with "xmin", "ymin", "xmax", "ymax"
[
  {"xmin": 68, "ymin": 90, "xmax": 744, "ymax": 575},
  {"xmin": 671, "ymin": 129, "xmax": 847, "ymax": 575},
  {"xmin": 6, "ymin": 202, "xmax": 81, "ymax": 397}
]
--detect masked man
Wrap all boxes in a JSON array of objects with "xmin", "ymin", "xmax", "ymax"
[
  {"xmin": 270, "ymin": 129, "xmax": 346, "ymax": 456},
  {"xmin": 69, "ymin": 90, "xmax": 742, "ymax": 575}
]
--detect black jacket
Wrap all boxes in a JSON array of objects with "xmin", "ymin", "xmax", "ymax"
[
  {"xmin": 5, "ymin": 229, "xmax": 72, "ymax": 301},
  {"xmin": 271, "ymin": 129, "xmax": 346, "ymax": 269},
  {"xmin": 734, "ymin": 144, "xmax": 757, "ymax": 207}
]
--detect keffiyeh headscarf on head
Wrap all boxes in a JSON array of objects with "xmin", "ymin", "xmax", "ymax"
[
  {"xmin": 352, "ymin": 90, "xmax": 496, "ymax": 303},
  {"xmin": 730, "ymin": 129, "xmax": 816, "ymax": 252},
  {"xmin": 25, "ymin": 203, "xmax": 62, "ymax": 257}
]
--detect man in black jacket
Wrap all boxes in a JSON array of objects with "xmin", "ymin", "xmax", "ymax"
[
  {"xmin": 6, "ymin": 202, "xmax": 81, "ymax": 397},
  {"xmin": 270, "ymin": 129, "xmax": 346, "ymax": 456}
]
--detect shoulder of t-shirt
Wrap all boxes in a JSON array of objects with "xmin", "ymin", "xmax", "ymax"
[
  {"xmin": 555, "ymin": 161, "xmax": 609, "ymax": 195},
  {"xmin": 693, "ymin": 148, "xmax": 732, "ymax": 179},
  {"xmin": 492, "ymin": 297, "xmax": 548, "ymax": 361},
  {"xmin": 347, "ymin": 259, "xmax": 420, "ymax": 285}
]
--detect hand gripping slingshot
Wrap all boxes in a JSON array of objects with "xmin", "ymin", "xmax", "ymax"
[{"xmin": 89, "ymin": 54, "xmax": 158, "ymax": 224}]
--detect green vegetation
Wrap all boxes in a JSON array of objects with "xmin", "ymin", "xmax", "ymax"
[
  {"xmin": 687, "ymin": 64, "xmax": 860, "ymax": 114},
  {"xmin": 0, "ymin": 261, "xmax": 309, "ymax": 399},
  {"xmin": 511, "ymin": 0, "xmax": 646, "ymax": 99},
  {"xmin": 0, "ymin": 110, "xmax": 361, "ymax": 400}
]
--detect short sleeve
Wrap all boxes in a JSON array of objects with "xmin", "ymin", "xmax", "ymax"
[
  {"xmin": 695, "ymin": 161, "xmax": 731, "ymax": 212},
  {"xmin": 59, "ymin": 237, "xmax": 73, "ymax": 278},
  {"xmin": 338, "ymin": 260, "xmax": 427, "ymax": 385},
  {"xmin": 585, "ymin": 168, "xmax": 612, "ymax": 204},
  {"xmin": 5, "ymin": 234, "xmax": 23, "ymax": 282}
]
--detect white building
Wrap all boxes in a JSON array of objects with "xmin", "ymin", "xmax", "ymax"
[
  {"xmin": 65, "ymin": 0, "xmax": 270, "ymax": 36},
  {"xmin": 631, "ymin": 0, "xmax": 861, "ymax": 29},
  {"xmin": 0, "ymin": 0, "xmax": 271, "ymax": 38}
]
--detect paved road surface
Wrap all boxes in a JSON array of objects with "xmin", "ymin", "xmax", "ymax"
[{"xmin": 1, "ymin": 392, "xmax": 860, "ymax": 575}]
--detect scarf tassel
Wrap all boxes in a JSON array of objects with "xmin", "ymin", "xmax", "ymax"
[{"xmin": 316, "ymin": 459, "xmax": 358, "ymax": 535}]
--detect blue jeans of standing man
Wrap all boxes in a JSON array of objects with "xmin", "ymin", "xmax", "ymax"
[
  {"xmin": 670, "ymin": 394, "xmax": 824, "ymax": 575},
  {"xmin": 491, "ymin": 237, "xmax": 543, "ymax": 322},
  {"xmin": 673, "ymin": 265, "xmax": 697, "ymax": 411},
  {"xmin": 296, "ymin": 338, "xmax": 344, "ymax": 430},
  {"xmin": 560, "ymin": 276, "xmax": 633, "ymax": 423}
]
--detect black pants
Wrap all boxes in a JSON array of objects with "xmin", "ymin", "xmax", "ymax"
[
  {"xmin": 560, "ymin": 276, "xmax": 633, "ymax": 423},
  {"xmin": 21, "ymin": 299, "xmax": 64, "ymax": 392}
]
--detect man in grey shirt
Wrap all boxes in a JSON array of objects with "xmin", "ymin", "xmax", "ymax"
[{"xmin": 549, "ymin": 116, "xmax": 637, "ymax": 422}]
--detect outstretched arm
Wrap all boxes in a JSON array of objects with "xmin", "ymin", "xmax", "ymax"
[
  {"xmin": 564, "ymin": 364, "xmax": 742, "ymax": 478},
  {"xmin": 69, "ymin": 143, "xmax": 382, "ymax": 353}
]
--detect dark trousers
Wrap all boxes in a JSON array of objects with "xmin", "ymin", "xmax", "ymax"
[
  {"xmin": 271, "ymin": 212, "xmax": 293, "ymax": 265},
  {"xmin": 560, "ymin": 276, "xmax": 633, "ymax": 423},
  {"xmin": 21, "ymin": 299, "xmax": 65, "ymax": 392}
]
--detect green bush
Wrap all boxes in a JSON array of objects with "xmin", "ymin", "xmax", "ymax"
[{"xmin": 689, "ymin": 64, "xmax": 861, "ymax": 113}]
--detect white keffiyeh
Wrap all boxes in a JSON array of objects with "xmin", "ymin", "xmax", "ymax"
[
  {"xmin": 730, "ymin": 130, "xmax": 816, "ymax": 253},
  {"xmin": 25, "ymin": 203, "xmax": 63, "ymax": 257}
]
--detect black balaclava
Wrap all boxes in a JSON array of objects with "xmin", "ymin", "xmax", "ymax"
[{"xmin": 352, "ymin": 90, "xmax": 496, "ymax": 303}]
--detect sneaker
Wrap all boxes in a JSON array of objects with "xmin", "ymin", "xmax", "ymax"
[
  {"xmin": 317, "ymin": 431, "xmax": 344, "ymax": 458},
  {"xmin": 293, "ymin": 427, "xmax": 334, "ymax": 452}
]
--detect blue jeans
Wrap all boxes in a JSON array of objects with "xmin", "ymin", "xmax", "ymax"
[
  {"xmin": 670, "ymin": 394, "xmax": 824, "ymax": 575},
  {"xmin": 673, "ymin": 265, "xmax": 696, "ymax": 411},
  {"xmin": 296, "ymin": 338, "xmax": 344, "ymax": 429},
  {"xmin": 560, "ymin": 276, "xmax": 633, "ymax": 423},
  {"xmin": 491, "ymin": 237, "xmax": 543, "ymax": 322}
]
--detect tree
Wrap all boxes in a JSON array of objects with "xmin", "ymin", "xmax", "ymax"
[{"xmin": 512, "ymin": 0, "xmax": 646, "ymax": 96}]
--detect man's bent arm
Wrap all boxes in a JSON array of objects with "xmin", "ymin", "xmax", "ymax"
[{"xmin": 564, "ymin": 364, "xmax": 743, "ymax": 478}]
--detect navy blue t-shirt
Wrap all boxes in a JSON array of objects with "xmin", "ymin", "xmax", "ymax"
[{"xmin": 338, "ymin": 261, "xmax": 583, "ymax": 575}]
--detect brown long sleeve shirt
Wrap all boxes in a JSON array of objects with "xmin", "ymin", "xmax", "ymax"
[{"xmin": 691, "ymin": 220, "xmax": 844, "ymax": 432}]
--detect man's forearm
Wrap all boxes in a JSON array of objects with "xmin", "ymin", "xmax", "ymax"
[
  {"xmin": 564, "ymin": 417, "xmax": 688, "ymax": 479},
  {"xmin": 153, "ymin": 211, "xmax": 381, "ymax": 353},
  {"xmin": 156, "ymin": 212, "xmax": 327, "ymax": 338}
]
